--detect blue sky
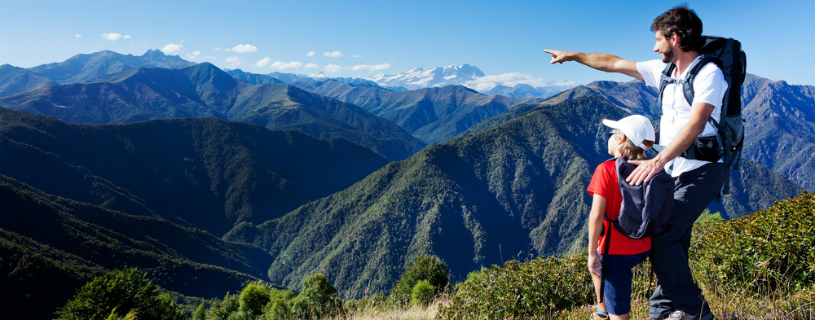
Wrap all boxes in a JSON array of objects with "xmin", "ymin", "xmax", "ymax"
[{"xmin": 1, "ymin": 0, "xmax": 813, "ymax": 86}]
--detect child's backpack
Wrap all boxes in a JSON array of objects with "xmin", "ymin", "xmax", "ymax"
[
  {"xmin": 605, "ymin": 157, "xmax": 676, "ymax": 241},
  {"xmin": 599, "ymin": 157, "xmax": 674, "ymax": 304},
  {"xmin": 657, "ymin": 36, "xmax": 746, "ymax": 196}
]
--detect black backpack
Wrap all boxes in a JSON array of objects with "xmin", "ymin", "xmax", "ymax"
[{"xmin": 658, "ymin": 36, "xmax": 746, "ymax": 195}]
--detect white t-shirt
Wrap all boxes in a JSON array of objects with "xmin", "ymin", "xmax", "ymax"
[{"xmin": 636, "ymin": 57, "xmax": 727, "ymax": 177}]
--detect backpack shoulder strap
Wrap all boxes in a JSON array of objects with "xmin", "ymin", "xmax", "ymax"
[{"xmin": 657, "ymin": 63, "xmax": 676, "ymax": 106}]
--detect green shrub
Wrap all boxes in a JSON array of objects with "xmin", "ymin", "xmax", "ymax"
[
  {"xmin": 411, "ymin": 280, "xmax": 436, "ymax": 306},
  {"xmin": 208, "ymin": 293, "xmax": 240, "ymax": 320},
  {"xmin": 289, "ymin": 273, "xmax": 345, "ymax": 320},
  {"xmin": 238, "ymin": 281, "xmax": 270, "ymax": 318},
  {"xmin": 437, "ymin": 255, "xmax": 593, "ymax": 319},
  {"xmin": 193, "ymin": 303, "xmax": 206, "ymax": 320},
  {"xmin": 266, "ymin": 298, "xmax": 290, "ymax": 319},
  {"xmin": 390, "ymin": 254, "xmax": 449, "ymax": 305},
  {"xmin": 691, "ymin": 192, "xmax": 815, "ymax": 296},
  {"xmin": 55, "ymin": 267, "xmax": 185, "ymax": 320}
]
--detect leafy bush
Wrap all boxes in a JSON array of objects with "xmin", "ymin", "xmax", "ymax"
[
  {"xmin": 207, "ymin": 293, "xmax": 239, "ymax": 320},
  {"xmin": 55, "ymin": 267, "xmax": 185, "ymax": 320},
  {"xmin": 238, "ymin": 281, "xmax": 271, "ymax": 318},
  {"xmin": 411, "ymin": 280, "xmax": 437, "ymax": 306},
  {"xmin": 289, "ymin": 273, "xmax": 345, "ymax": 320},
  {"xmin": 391, "ymin": 254, "xmax": 449, "ymax": 305},
  {"xmin": 437, "ymin": 254, "xmax": 593, "ymax": 319},
  {"xmin": 691, "ymin": 192, "xmax": 814, "ymax": 296}
]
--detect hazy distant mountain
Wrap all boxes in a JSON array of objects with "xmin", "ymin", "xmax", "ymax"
[
  {"xmin": 224, "ymin": 96, "xmax": 802, "ymax": 299},
  {"xmin": 367, "ymin": 64, "xmax": 485, "ymax": 90},
  {"xmin": 1, "ymin": 63, "xmax": 425, "ymax": 160},
  {"xmin": 226, "ymin": 68, "xmax": 285, "ymax": 85},
  {"xmin": 27, "ymin": 49, "xmax": 195, "ymax": 85},
  {"xmin": 294, "ymin": 80, "xmax": 543, "ymax": 143},
  {"xmin": 0, "ymin": 108, "xmax": 390, "ymax": 235},
  {"xmin": 0, "ymin": 64, "xmax": 59, "ymax": 97},
  {"xmin": 485, "ymin": 83, "xmax": 573, "ymax": 99}
]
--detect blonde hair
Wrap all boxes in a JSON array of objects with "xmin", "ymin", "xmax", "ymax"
[{"xmin": 613, "ymin": 129, "xmax": 654, "ymax": 161}]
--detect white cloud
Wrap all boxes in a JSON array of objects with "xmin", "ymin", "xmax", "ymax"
[
  {"xmin": 269, "ymin": 61, "xmax": 303, "ymax": 70},
  {"xmin": 75, "ymin": 34, "xmax": 81, "ymax": 38},
  {"xmin": 324, "ymin": 64, "xmax": 344, "ymax": 73},
  {"xmin": 462, "ymin": 72, "xmax": 575, "ymax": 92},
  {"xmin": 352, "ymin": 55, "xmax": 363, "ymax": 58},
  {"xmin": 102, "ymin": 33, "xmax": 122, "ymax": 41},
  {"xmin": 160, "ymin": 43, "xmax": 183, "ymax": 55},
  {"xmin": 307, "ymin": 51, "xmax": 316, "ymax": 57},
  {"xmin": 214, "ymin": 47, "xmax": 221, "ymax": 51},
  {"xmin": 324, "ymin": 51, "xmax": 343, "ymax": 58},
  {"xmin": 305, "ymin": 63, "xmax": 319, "ymax": 69},
  {"xmin": 186, "ymin": 51, "xmax": 201, "ymax": 60},
  {"xmin": 308, "ymin": 72, "xmax": 329, "ymax": 79},
  {"xmin": 225, "ymin": 56, "xmax": 241, "ymax": 69},
  {"xmin": 255, "ymin": 57, "xmax": 272, "ymax": 67},
  {"xmin": 123, "ymin": 35, "xmax": 131, "ymax": 39},
  {"xmin": 228, "ymin": 44, "xmax": 258, "ymax": 53},
  {"xmin": 351, "ymin": 63, "xmax": 391, "ymax": 72}
]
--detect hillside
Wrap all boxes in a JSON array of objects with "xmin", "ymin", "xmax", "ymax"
[
  {"xmin": 459, "ymin": 75, "xmax": 814, "ymax": 191},
  {"xmin": 0, "ymin": 108, "xmax": 389, "ymax": 235},
  {"xmin": 223, "ymin": 96, "xmax": 803, "ymax": 298},
  {"xmin": 0, "ymin": 63, "xmax": 424, "ymax": 160},
  {"xmin": 0, "ymin": 64, "xmax": 60, "ymax": 98},
  {"xmin": 0, "ymin": 175, "xmax": 276, "ymax": 319},
  {"xmin": 294, "ymin": 80, "xmax": 542, "ymax": 143}
]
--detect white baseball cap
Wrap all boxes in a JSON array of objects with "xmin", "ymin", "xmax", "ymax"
[{"xmin": 602, "ymin": 115, "xmax": 656, "ymax": 150}]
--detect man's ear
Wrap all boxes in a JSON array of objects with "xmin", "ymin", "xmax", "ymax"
[{"xmin": 669, "ymin": 32, "xmax": 680, "ymax": 46}]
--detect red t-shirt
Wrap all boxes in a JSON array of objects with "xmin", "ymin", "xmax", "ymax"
[{"xmin": 587, "ymin": 160, "xmax": 651, "ymax": 255}]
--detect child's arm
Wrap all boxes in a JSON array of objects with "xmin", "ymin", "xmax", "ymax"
[{"xmin": 587, "ymin": 194, "xmax": 607, "ymax": 275}]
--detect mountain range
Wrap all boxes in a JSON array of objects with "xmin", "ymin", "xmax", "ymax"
[
  {"xmin": 0, "ymin": 63, "xmax": 425, "ymax": 161},
  {"xmin": 293, "ymin": 80, "xmax": 542, "ymax": 143},
  {"xmin": 0, "ymin": 108, "xmax": 389, "ymax": 235},
  {"xmin": 0, "ymin": 50, "xmax": 194, "ymax": 98}
]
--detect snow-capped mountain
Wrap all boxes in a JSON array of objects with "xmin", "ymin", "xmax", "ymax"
[
  {"xmin": 367, "ymin": 64, "xmax": 485, "ymax": 90},
  {"xmin": 367, "ymin": 64, "xmax": 575, "ymax": 98}
]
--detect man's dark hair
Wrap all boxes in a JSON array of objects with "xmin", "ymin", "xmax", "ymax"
[{"xmin": 651, "ymin": 4, "xmax": 704, "ymax": 52}]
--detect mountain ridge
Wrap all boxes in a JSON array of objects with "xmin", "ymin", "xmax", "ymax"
[{"xmin": 0, "ymin": 62, "xmax": 425, "ymax": 160}]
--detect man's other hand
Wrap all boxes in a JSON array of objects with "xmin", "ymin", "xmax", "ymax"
[{"xmin": 626, "ymin": 158, "xmax": 666, "ymax": 186}]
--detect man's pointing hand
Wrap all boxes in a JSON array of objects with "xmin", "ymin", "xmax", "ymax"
[{"xmin": 543, "ymin": 49, "xmax": 574, "ymax": 64}]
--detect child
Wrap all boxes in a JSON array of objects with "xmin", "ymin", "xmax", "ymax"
[{"xmin": 587, "ymin": 115, "xmax": 655, "ymax": 320}]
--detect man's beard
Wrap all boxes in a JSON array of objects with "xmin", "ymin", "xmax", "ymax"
[{"xmin": 661, "ymin": 46, "xmax": 675, "ymax": 63}]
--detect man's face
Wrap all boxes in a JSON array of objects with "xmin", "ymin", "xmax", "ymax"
[{"xmin": 653, "ymin": 31, "xmax": 674, "ymax": 63}]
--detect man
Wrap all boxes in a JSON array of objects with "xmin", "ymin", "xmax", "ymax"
[{"xmin": 543, "ymin": 5, "xmax": 725, "ymax": 320}]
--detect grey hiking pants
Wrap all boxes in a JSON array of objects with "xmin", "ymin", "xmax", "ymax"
[{"xmin": 649, "ymin": 162, "xmax": 723, "ymax": 320}]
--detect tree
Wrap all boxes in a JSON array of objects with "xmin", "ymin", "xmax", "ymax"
[
  {"xmin": 239, "ymin": 281, "xmax": 270, "ymax": 318},
  {"xmin": 411, "ymin": 280, "xmax": 436, "ymax": 306},
  {"xmin": 289, "ymin": 273, "xmax": 344, "ymax": 320},
  {"xmin": 390, "ymin": 254, "xmax": 449, "ymax": 305},
  {"xmin": 56, "ymin": 267, "xmax": 185, "ymax": 320}
]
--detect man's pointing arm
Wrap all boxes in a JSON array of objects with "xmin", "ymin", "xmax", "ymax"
[{"xmin": 543, "ymin": 49, "xmax": 643, "ymax": 80}]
